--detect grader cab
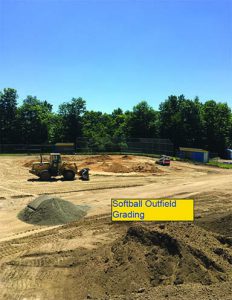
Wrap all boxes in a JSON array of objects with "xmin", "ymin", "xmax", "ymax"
[{"xmin": 29, "ymin": 153, "xmax": 89, "ymax": 181}]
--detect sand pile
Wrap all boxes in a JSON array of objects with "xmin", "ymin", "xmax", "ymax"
[
  {"xmin": 196, "ymin": 212, "xmax": 232, "ymax": 236},
  {"xmin": 97, "ymin": 224, "xmax": 232, "ymax": 292},
  {"xmin": 23, "ymin": 159, "xmax": 44, "ymax": 168},
  {"xmin": 101, "ymin": 161, "xmax": 162, "ymax": 173},
  {"xmin": 121, "ymin": 155, "xmax": 133, "ymax": 160},
  {"xmin": 18, "ymin": 196, "xmax": 88, "ymax": 225},
  {"xmin": 7, "ymin": 220, "xmax": 232, "ymax": 299},
  {"xmin": 39, "ymin": 222, "xmax": 232, "ymax": 298},
  {"xmin": 131, "ymin": 162, "xmax": 162, "ymax": 173},
  {"xmin": 25, "ymin": 154, "xmax": 162, "ymax": 174},
  {"xmin": 78, "ymin": 155, "xmax": 112, "ymax": 163},
  {"xmin": 102, "ymin": 162, "xmax": 131, "ymax": 173},
  {"xmin": 95, "ymin": 154, "xmax": 112, "ymax": 162},
  {"xmin": 69, "ymin": 155, "xmax": 114, "ymax": 169},
  {"xmin": 23, "ymin": 154, "xmax": 164, "ymax": 174}
]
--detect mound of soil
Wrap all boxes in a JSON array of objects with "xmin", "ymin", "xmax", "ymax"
[
  {"xmin": 97, "ymin": 224, "xmax": 231, "ymax": 293},
  {"xmin": 66, "ymin": 155, "xmax": 112, "ymax": 163},
  {"xmin": 7, "ymin": 221, "xmax": 232, "ymax": 299},
  {"xmin": 101, "ymin": 161, "xmax": 162, "ymax": 173},
  {"xmin": 102, "ymin": 162, "xmax": 131, "ymax": 173},
  {"xmin": 37, "ymin": 222, "xmax": 231, "ymax": 298},
  {"xmin": 24, "ymin": 155, "xmax": 163, "ymax": 174},
  {"xmin": 196, "ymin": 212, "xmax": 232, "ymax": 236},
  {"xmin": 95, "ymin": 154, "xmax": 112, "ymax": 162},
  {"xmin": 23, "ymin": 158, "xmax": 49, "ymax": 167},
  {"xmin": 18, "ymin": 196, "xmax": 88, "ymax": 225},
  {"xmin": 121, "ymin": 155, "xmax": 133, "ymax": 160},
  {"xmin": 131, "ymin": 162, "xmax": 162, "ymax": 173}
]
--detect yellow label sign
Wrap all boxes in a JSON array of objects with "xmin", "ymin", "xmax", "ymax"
[{"xmin": 111, "ymin": 199, "xmax": 194, "ymax": 221}]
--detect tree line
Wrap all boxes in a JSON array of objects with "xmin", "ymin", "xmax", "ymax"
[{"xmin": 0, "ymin": 88, "xmax": 231, "ymax": 155}]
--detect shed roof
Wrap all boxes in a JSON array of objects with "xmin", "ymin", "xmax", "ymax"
[
  {"xmin": 179, "ymin": 147, "xmax": 208, "ymax": 153},
  {"xmin": 55, "ymin": 143, "xmax": 74, "ymax": 146}
]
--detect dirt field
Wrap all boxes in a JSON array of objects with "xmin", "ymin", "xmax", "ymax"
[{"xmin": 0, "ymin": 154, "xmax": 232, "ymax": 300}]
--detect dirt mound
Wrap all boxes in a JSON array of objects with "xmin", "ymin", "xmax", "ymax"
[
  {"xmin": 23, "ymin": 159, "xmax": 38, "ymax": 167},
  {"xmin": 23, "ymin": 155, "xmax": 162, "ymax": 174},
  {"xmin": 102, "ymin": 162, "xmax": 131, "ymax": 173},
  {"xmin": 121, "ymin": 155, "xmax": 133, "ymax": 160},
  {"xmin": 132, "ymin": 162, "xmax": 162, "ymax": 173},
  {"xmin": 77, "ymin": 155, "xmax": 114, "ymax": 169},
  {"xmin": 95, "ymin": 154, "xmax": 112, "ymax": 162},
  {"xmin": 100, "ymin": 161, "xmax": 162, "ymax": 173},
  {"xmin": 196, "ymin": 212, "xmax": 232, "ymax": 236},
  {"xmin": 81, "ymin": 155, "xmax": 112, "ymax": 163},
  {"xmin": 23, "ymin": 160, "xmax": 34, "ymax": 167},
  {"xmin": 34, "ymin": 222, "xmax": 231, "ymax": 298},
  {"xmin": 18, "ymin": 196, "xmax": 88, "ymax": 225},
  {"xmin": 23, "ymin": 158, "xmax": 49, "ymax": 167},
  {"xmin": 3, "ymin": 218, "xmax": 232, "ymax": 299},
  {"xmin": 97, "ymin": 224, "xmax": 231, "ymax": 293}
]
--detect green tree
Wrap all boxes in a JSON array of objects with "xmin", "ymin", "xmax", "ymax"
[
  {"xmin": 126, "ymin": 101, "xmax": 159, "ymax": 138},
  {"xmin": 0, "ymin": 88, "xmax": 18, "ymax": 143},
  {"xmin": 58, "ymin": 98, "xmax": 86, "ymax": 142},
  {"xmin": 82, "ymin": 111, "xmax": 114, "ymax": 151},
  {"xmin": 47, "ymin": 114, "xmax": 65, "ymax": 143},
  {"xmin": 111, "ymin": 108, "xmax": 126, "ymax": 134},
  {"xmin": 17, "ymin": 96, "xmax": 53, "ymax": 144},
  {"xmin": 159, "ymin": 95, "xmax": 203, "ymax": 148},
  {"xmin": 202, "ymin": 100, "xmax": 231, "ymax": 155}
]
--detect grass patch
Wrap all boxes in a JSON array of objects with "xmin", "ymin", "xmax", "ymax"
[
  {"xmin": 207, "ymin": 161, "xmax": 232, "ymax": 169},
  {"xmin": 0, "ymin": 153, "xmax": 29, "ymax": 156}
]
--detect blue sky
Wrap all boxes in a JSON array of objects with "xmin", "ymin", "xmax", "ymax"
[{"xmin": 0, "ymin": 0, "xmax": 231, "ymax": 112}]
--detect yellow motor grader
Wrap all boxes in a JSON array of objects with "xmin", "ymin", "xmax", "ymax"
[{"xmin": 29, "ymin": 153, "xmax": 89, "ymax": 181}]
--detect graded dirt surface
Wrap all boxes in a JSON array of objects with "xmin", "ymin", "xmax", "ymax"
[{"xmin": 0, "ymin": 154, "xmax": 232, "ymax": 300}]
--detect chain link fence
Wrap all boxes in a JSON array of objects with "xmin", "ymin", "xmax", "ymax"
[
  {"xmin": 76, "ymin": 137, "xmax": 174, "ymax": 155},
  {"xmin": 0, "ymin": 138, "xmax": 174, "ymax": 156}
]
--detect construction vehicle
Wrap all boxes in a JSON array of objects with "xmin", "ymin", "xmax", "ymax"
[
  {"xmin": 29, "ymin": 153, "xmax": 89, "ymax": 181},
  {"xmin": 156, "ymin": 155, "xmax": 171, "ymax": 166}
]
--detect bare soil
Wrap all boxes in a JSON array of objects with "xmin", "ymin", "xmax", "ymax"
[{"xmin": 0, "ymin": 154, "xmax": 232, "ymax": 300}]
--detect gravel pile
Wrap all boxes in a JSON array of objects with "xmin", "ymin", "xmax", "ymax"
[{"xmin": 18, "ymin": 196, "xmax": 88, "ymax": 225}]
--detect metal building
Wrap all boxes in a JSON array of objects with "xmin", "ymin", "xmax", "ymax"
[
  {"xmin": 225, "ymin": 149, "xmax": 232, "ymax": 160},
  {"xmin": 179, "ymin": 147, "xmax": 209, "ymax": 163}
]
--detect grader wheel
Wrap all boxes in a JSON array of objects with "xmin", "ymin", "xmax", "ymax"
[
  {"xmin": 39, "ymin": 170, "xmax": 51, "ymax": 181},
  {"xmin": 63, "ymin": 170, "xmax": 75, "ymax": 181}
]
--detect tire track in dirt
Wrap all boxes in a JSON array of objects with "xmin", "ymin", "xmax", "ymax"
[
  {"xmin": 0, "ymin": 215, "xmax": 118, "ymax": 298},
  {"xmin": 0, "ymin": 215, "xmax": 114, "ymax": 260},
  {"xmin": 37, "ymin": 183, "xmax": 145, "ymax": 195}
]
